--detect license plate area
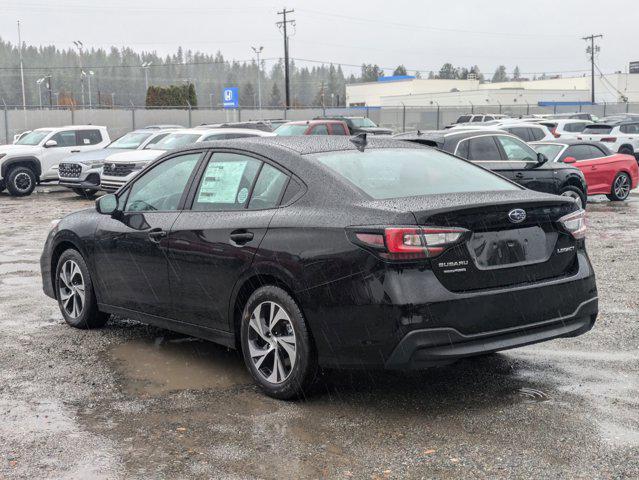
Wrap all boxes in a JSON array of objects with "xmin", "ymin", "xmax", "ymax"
[{"xmin": 467, "ymin": 226, "xmax": 556, "ymax": 270}]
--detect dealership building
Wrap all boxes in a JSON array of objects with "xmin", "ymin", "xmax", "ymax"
[{"xmin": 346, "ymin": 72, "xmax": 639, "ymax": 107}]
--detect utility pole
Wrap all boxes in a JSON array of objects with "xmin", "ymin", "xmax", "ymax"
[
  {"xmin": 582, "ymin": 34, "xmax": 602, "ymax": 104},
  {"xmin": 276, "ymin": 7, "xmax": 295, "ymax": 109},
  {"xmin": 251, "ymin": 46, "xmax": 264, "ymax": 116},
  {"xmin": 17, "ymin": 21, "xmax": 26, "ymax": 120}
]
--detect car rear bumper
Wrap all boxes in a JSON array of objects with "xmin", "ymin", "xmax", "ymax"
[{"xmin": 384, "ymin": 298, "xmax": 597, "ymax": 368}]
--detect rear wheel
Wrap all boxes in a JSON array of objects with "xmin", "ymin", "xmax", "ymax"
[
  {"xmin": 55, "ymin": 249, "xmax": 108, "ymax": 329},
  {"xmin": 240, "ymin": 286, "xmax": 318, "ymax": 399},
  {"xmin": 6, "ymin": 166, "xmax": 36, "ymax": 196},
  {"xmin": 619, "ymin": 146, "xmax": 634, "ymax": 156},
  {"xmin": 607, "ymin": 172, "xmax": 631, "ymax": 201},
  {"xmin": 72, "ymin": 188, "xmax": 99, "ymax": 198},
  {"xmin": 559, "ymin": 186, "xmax": 586, "ymax": 209}
]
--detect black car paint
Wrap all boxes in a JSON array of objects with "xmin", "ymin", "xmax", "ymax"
[
  {"xmin": 395, "ymin": 130, "xmax": 588, "ymax": 200},
  {"xmin": 41, "ymin": 137, "xmax": 598, "ymax": 369}
]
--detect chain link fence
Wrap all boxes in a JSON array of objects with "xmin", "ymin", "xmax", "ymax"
[{"xmin": 2, "ymin": 103, "xmax": 638, "ymax": 144}]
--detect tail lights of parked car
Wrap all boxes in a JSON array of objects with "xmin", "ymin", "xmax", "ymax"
[
  {"xmin": 600, "ymin": 137, "xmax": 617, "ymax": 143},
  {"xmin": 558, "ymin": 210, "xmax": 586, "ymax": 239},
  {"xmin": 351, "ymin": 226, "xmax": 469, "ymax": 260},
  {"xmin": 551, "ymin": 127, "xmax": 560, "ymax": 138}
]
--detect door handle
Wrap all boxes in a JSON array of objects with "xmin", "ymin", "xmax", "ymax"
[
  {"xmin": 515, "ymin": 173, "xmax": 524, "ymax": 179},
  {"xmin": 148, "ymin": 228, "xmax": 167, "ymax": 243},
  {"xmin": 70, "ymin": 149, "xmax": 81, "ymax": 153},
  {"xmin": 230, "ymin": 230, "xmax": 254, "ymax": 245}
]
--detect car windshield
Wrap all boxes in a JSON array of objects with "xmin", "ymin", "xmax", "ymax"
[
  {"xmin": 16, "ymin": 130, "xmax": 52, "ymax": 146},
  {"xmin": 109, "ymin": 132, "xmax": 153, "ymax": 149},
  {"xmin": 349, "ymin": 118, "xmax": 377, "ymax": 128},
  {"xmin": 315, "ymin": 148, "xmax": 519, "ymax": 200},
  {"xmin": 275, "ymin": 124, "xmax": 309, "ymax": 136},
  {"xmin": 147, "ymin": 133, "xmax": 201, "ymax": 150},
  {"xmin": 531, "ymin": 144, "xmax": 564, "ymax": 162}
]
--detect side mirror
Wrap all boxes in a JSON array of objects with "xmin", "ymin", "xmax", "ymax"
[
  {"xmin": 95, "ymin": 194, "xmax": 118, "ymax": 215},
  {"xmin": 44, "ymin": 139, "xmax": 58, "ymax": 148},
  {"xmin": 536, "ymin": 152, "xmax": 548, "ymax": 165},
  {"xmin": 563, "ymin": 156, "xmax": 577, "ymax": 164}
]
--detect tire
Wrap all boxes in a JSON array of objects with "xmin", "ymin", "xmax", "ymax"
[
  {"xmin": 606, "ymin": 172, "xmax": 631, "ymax": 201},
  {"xmin": 72, "ymin": 188, "xmax": 99, "ymax": 198},
  {"xmin": 6, "ymin": 166, "xmax": 36, "ymax": 196},
  {"xmin": 619, "ymin": 146, "xmax": 634, "ymax": 156},
  {"xmin": 559, "ymin": 185, "xmax": 586, "ymax": 209},
  {"xmin": 54, "ymin": 249, "xmax": 108, "ymax": 329},
  {"xmin": 0, "ymin": 179, "xmax": 6, "ymax": 193},
  {"xmin": 240, "ymin": 286, "xmax": 318, "ymax": 400}
]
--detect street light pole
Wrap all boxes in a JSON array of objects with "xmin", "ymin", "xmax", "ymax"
[
  {"xmin": 251, "ymin": 46, "xmax": 263, "ymax": 116},
  {"xmin": 36, "ymin": 77, "xmax": 44, "ymax": 109},
  {"xmin": 73, "ymin": 40, "xmax": 85, "ymax": 106},
  {"xmin": 142, "ymin": 62, "xmax": 152, "ymax": 93},
  {"xmin": 85, "ymin": 71, "xmax": 94, "ymax": 108},
  {"xmin": 17, "ymin": 21, "xmax": 27, "ymax": 122}
]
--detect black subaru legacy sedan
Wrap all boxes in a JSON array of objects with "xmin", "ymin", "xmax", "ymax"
[{"xmin": 41, "ymin": 136, "xmax": 598, "ymax": 399}]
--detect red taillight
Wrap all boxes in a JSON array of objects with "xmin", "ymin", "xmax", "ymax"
[
  {"xmin": 551, "ymin": 127, "xmax": 560, "ymax": 138},
  {"xmin": 353, "ymin": 226, "xmax": 468, "ymax": 260},
  {"xmin": 558, "ymin": 210, "xmax": 586, "ymax": 239},
  {"xmin": 601, "ymin": 137, "xmax": 617, "ymax": 143}
]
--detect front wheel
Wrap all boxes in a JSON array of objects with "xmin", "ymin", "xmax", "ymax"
[
  {"xmin": 560, "ymin": 186, "xmax": 586, "ymax": 209},
  {"xmin": 241, "ymin": 286, "xmax": 318, "ymax": 399},
  {"xmin": 55, "ymin": 249, "xmax": 109, "ymax": 329},
  {"xmin": 607, "ymin": 172, "xmax": 631, "ymax": 201},
  {"xmin": 6, "ymin": 166, "xmax": 36, "ymax": 196}
]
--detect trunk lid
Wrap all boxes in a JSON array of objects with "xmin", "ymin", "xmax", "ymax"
[{"xmin": 408, "ymin": 192, "xmax": 579, "ymax": 291}]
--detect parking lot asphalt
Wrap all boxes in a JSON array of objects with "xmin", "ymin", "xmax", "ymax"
[{"xmin": 0, "ymin": 187, "xmax": 637, "ymax": 479}]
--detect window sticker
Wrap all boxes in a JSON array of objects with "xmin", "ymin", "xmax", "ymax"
[
  {"xmin": 197, "ymin": 160, "xmax": 247, "ymax": 204},
  {"xmin": 237, "ymin": 187, "xmax": 249, "ymax": 204}
]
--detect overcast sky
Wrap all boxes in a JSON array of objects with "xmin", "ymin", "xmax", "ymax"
[{"xmin": 2, "ymin": 0, "xmax": 637, "ymax": 77}]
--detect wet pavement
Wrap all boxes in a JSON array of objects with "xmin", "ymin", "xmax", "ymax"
[{"xmin": 0, "ymin": 187, "xmax": 637, "ymax": 479}]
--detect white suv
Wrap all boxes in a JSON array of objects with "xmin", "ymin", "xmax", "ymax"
[
  {"xmin": 0, "ymin": 126, "xmax": 110, "ymax": 196},
  {"xmin": 538, "ymin": 119, "xmax": 592, "ymax": 138},
  {"xmin": 100, "ymin": 128, "xmax": 275, "ymax": 192},
  {"xmin": 58, "ymin": 128, "xmax": 177, "ymax": 197},
  {"xmin": 578, "ymin": 120, "xmax": 639, "ymax": 159}
]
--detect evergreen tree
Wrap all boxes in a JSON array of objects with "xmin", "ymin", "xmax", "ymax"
[
  {"xmin": 393, "ymin": 65, "xmax": 407, "ymax": 76},
  {"xmin": 491, "ymin": 65, "xmax": 509, "ymax": 83},
  {"xmin": 269, "ymin": 82, "xmax": 282, "ymax": 107}
]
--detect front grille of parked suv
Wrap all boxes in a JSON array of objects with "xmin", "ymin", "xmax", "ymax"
[
  {"xmin": 58, "ymin": 163, "xmax": 82, "ymax": 178},
  {"xmin": 103, "ymin": 163, "xmax": 135, "ymax": 177}
]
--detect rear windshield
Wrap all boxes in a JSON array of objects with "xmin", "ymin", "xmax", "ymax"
[
  {"xmin": 315, "ymin": 148, "xmax": 519, "ymax": 200},
  {"xmin": 109, "ymin": 132, "xmax": 152, "ymax": 149},
  {"xmin": 582, "ymin": 125, "xmax": 613, "ymax": 135},
  {"xmin": 531, "ymin": 144, "xmax": 564, "ymax": 162},
  {"xmin": 147, "ymin": 133, "xmax": 201, "ymax": 150},
  {"xmin": 275, "ymin": 124, "xmax": 309, "ymax": 136}
]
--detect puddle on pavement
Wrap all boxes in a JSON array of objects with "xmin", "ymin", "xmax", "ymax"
[
  {"xmin": 110, "ymin": 336, "xmax": 252, "ymax": 396},
  {"xmin": 517, "ymin": 387, "xmax": 551, "ymax": 403}
]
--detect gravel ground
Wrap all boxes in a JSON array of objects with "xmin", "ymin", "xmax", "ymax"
[{"xmin": 0, "ymin": 187, "xmax": 637, "ymax": 479}]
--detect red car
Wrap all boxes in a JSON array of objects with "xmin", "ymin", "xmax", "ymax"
[
  {"xmin": 274, "ymin": 120, "xmax": 349, "ymax": 136},
  {"xmin": 532, "ymin": 139, "xmax": 638, "ymax": 201}
]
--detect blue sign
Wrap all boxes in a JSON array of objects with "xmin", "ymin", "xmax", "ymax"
[{"xmin": 222, "ymin": 87, "xmax": 239, "ymax": 108}]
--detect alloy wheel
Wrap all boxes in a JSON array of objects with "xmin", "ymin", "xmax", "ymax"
[
  {"xmin": 247, "ymin": 301, "xmax": 297, "ymax": 384},
  {"xmin": 14, "ymin": 172, "xmax": 33, "ymax": 193},
  {"xmin": 59, "ymin": 260, "xmax": 85, "ymax": 318},
  {"xmin": 614, "ymin": 174, "xmax": 630, "ymax": 199},
  {"xmin": 561, "ymin": 190, "xmax": 583, "ymax": 209}
]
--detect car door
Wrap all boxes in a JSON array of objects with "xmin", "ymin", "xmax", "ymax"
[
  {"xmin": 167, "ymin": 151, "xmax": 291, "ymax": 332},
  {"xmin": 92, "ymin": 151, "xmax": 203, "ymax": 316},
  {"xmin": 494, "ymin": 135, "xmax": 557, "ymax": 193},
  {"xmin": 561, "ymin": 144, "xmax": 610, "ymax": 194},
  {"xmin": 40, "ymin": 130, "xmax": 79, "ymax": 180}
]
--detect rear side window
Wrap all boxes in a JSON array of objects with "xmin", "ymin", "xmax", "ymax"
[
  {"xmin": 192, "ymin": 153, "xmax": 261, "ymax": 211},
  {"xmin": 464, "ymin": 136, "xmax": 501, "ymax": 161},
  {"xmin": 330, "ymin": 124, "xmax": 348, "ymax": 135},
  {"xmin": 248, "ymin": 164, "xmax": 289, "ymax": 209},
  {"xmin": 583, "ymin": 125, "xmax": 613, "ymax": 135},
  {"xmin": 620, "ymin": 124, "xmax": 639, "ymax": 134},
  {"xmin": 505, "ymin": 127, "xmax": 531, "ymax": 142},
  {"xmin": 315, "ymin": 148, "xmax": 519, "ymax": 200},
  {"xmin": 310, "ymin": 125, "xmax": 329, "ymax": 135},
  {"xmin": 471, "ymin": 116, "xmax": 484, "ymax": 123},
  {"xmin": 528, "ymin": 127, "xmax": 546, "ymax": 141},
  {"xmin": 77, "ymin": 129, "xmax": 103, "ymax": 145}
]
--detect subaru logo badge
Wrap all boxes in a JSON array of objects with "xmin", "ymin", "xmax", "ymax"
[{"xmin": 508, "ymin": 209, "xmax": 526, "ymax": 223}]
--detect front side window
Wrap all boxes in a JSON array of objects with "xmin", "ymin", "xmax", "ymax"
[
  {"xmin": 315, "ymin": 148, "xmax": 519, "ymax": 200},
  {"xmin": 471, "ymin": 116, "xmax": 484, "ymax": 123},
  {"xmin": 109, "ymin": 132, "xmax": 153, "ymax": 149},
  {"xmin": 50, "ymin": 131, "xmax": 77, "ymax": 147},
  {"xmin": 464, "ymin": 136, "xmax": 501, "ymax": 161},
  {"xmin": 531, "ymin": 143, "xmax": 564, "ymax": 162},
  {"xmin": 505, "ymin": 127, "xmax": 531, "ymax": 142},
  {"xmin": 192, "ymin": 153, "xmax": 261, "ymax": 211},
  {"xmin": 563, "ymin": 145, "xmax": 604, "ymax": 161},
  {"xmin": 16, "ymin": 130, "xmax": 52, "ymax": 145},
  {"xmin": 620, "ymin": 124, "xmax": 639, "ymax": 134},
  {"xmin": 77, "ymin": 129, "xmax": 103, "ymax": 145},
  {"xmin": 124, "ymin": 153, "xmax": 201, "ymax": 212},
  {"xmin": 496, "ymin": 135, "xmax": 537, "ymax": 161}
]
